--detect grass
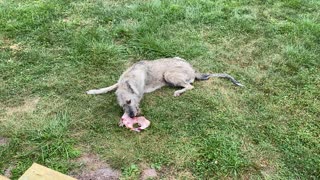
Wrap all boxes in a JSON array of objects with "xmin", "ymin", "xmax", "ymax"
[{"xmin": 0, "ymin": 0, "xmax": 319, "ymax": 179}]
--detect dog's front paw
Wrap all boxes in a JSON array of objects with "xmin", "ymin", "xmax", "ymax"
[{"xmin": 118, "ymin": 121, "xmax": 125, "ymax": 127}]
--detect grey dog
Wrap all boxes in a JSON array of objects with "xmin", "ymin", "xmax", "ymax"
[{"xmin": 87, "ymin": 57, "xmax": 243, "ymax": 118}]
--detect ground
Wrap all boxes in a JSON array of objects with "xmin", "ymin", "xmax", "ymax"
[{"xmin": 0, "ymin": 0, "xmax": 319, "ymax": 179}]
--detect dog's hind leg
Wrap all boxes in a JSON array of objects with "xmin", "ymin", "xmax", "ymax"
[
  {"xmin": 164, "ymin": 72, "xmax": 194, "ymax": 96},
  {"xmin": 173, "ymin": 84, "xmax": 194, "ymax": 97},
  {"xmin": 86, "ymin": 83, "xmax": 118, "ymax": 95}
]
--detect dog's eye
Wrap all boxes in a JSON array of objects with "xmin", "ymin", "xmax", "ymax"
[{"xmin": 126, "ymin": 100, "xmax": 131, "ymax": 104}]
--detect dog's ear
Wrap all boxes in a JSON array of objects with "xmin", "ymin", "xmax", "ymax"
[
  {"xmin": 126, "ymin": 99, "xmax": 131, "ymax": 104},
  {"xmin": 126, "ymin": 81, "xmax": 139, "ymax": 95}
]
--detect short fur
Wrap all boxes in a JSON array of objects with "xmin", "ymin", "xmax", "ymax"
[{"xmin": 87, "ymin": 57, "xmax": 243, "ymax": 118}]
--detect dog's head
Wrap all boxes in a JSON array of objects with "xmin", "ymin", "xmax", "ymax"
[
  {"xmin": 116, "ymin": 90, "xmax": 140, "ymax": 118},
  {"xmin": 122, "ymin": 99, "xmax": 140, "ymax": 118}
]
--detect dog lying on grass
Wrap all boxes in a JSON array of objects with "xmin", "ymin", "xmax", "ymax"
[{"xmin": 87, "ymin": 57, "xmax": 243, "ymax": 130}]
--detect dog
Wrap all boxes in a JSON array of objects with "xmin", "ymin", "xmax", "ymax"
[{"xmin": 87, "ymin": 57, "xmax": 243, "ymax": 120}]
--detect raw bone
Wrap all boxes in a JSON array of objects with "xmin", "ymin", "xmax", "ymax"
[{"xmin": 120, "ymin": 113, "xmax": 150, "ymax": 132}]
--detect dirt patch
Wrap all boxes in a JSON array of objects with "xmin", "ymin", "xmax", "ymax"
[
  {"xmin": 0, "ymin": 137, "xmax": 8, "ymax": 146},
  {"xmin": 158, "ymin": 166, "xmax": 194, "ymax": 179},
  {"xmin": 4, "ymin": 165, "xmax": 15, "ymax": 178},
  {"xmin": 9, "ymin": 43, "xmax": 21, "ymax": 51},
  {"xmin": 259, "ymin": 157, "xmax": 277, "ymax": 178},
  {"xmin": 141, "ymin": 168, "xmax": 157, "ymax": 180},
  {"xmin": 5, "ymin": 97, "xmax": 40, "ymax": 116},
  {"xmin": 76, "ymin": 168, "xmax": 120, "ymax": 180},
  {"xmin": 72, "ymin": 153, "xmax": 120, "ymax": 180},
  {"xmin": 0, "ymin": 37, "xmax": 22, "ymax": 52}
]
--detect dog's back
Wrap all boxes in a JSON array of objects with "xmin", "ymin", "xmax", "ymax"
[{"xmin": 117, "ymin": 57, "xmax": 195, "ymax": 93}]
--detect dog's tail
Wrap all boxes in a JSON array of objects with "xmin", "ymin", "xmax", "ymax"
[
  {"xmin": 86, "ymin": 83, "xmax": 118, "ymax": 94},
  {"xmin": 195, "ymin": 73, "xmax": 244, "ymax": 87}
]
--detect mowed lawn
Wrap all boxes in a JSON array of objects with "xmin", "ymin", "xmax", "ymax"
[{"xmin": 0, "ymin": 0, "xmax": 319, "ymax": 179}]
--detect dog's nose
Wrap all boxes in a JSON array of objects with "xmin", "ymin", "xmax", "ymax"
[{"xmin": 129, "ymin": 112, "xmax": 135, "ymax": 118}]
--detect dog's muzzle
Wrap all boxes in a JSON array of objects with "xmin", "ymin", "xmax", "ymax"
[{"xmin": 129, "ymin": 111, "xmax": 135, "ymax": 118}]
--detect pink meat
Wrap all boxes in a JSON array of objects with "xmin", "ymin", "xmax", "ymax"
[{"xmin": 121, "ymin": 113, "xmax": 150, "ymax": 132}]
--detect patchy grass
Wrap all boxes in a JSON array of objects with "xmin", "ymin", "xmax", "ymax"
[{"xmin": 0, "ymin": 0, "xmax": 319, "ymax": 179}]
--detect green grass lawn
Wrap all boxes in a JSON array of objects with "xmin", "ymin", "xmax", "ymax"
[{"xmin": 1, "ymin": 0, "xmax": 319, "ymax": 179}]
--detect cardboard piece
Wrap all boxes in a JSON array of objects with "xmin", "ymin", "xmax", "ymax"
[
  {"xmin": 18, "ymin": 163, "xmax": 76, "ymax": 180},
  {"xmin": 0, "ymin": 175, "xmax": 10, "ymax": 180}
]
